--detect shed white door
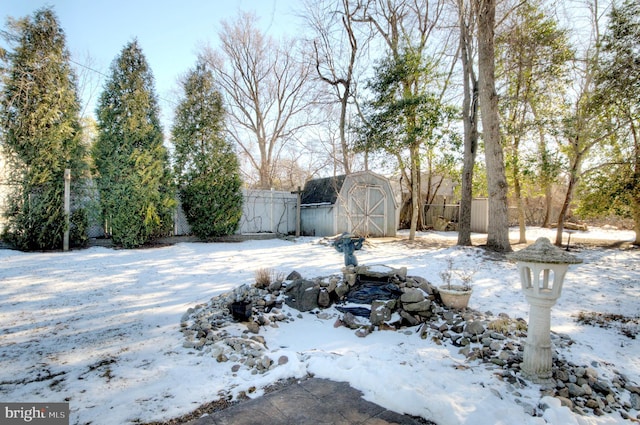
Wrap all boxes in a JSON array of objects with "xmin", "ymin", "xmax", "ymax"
[{"xmin": 348, "ymin": 184, "xmax": 387, "ymax": 236}]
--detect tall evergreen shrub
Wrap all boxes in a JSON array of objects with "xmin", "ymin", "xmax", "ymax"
[
  {"xmin": 93, "ymin": 40, "xmax": 175, "ymax": 248},
  {"xmin": 172, "ymin": 61, "xmax": 243, "ymax": 238},
  {"xmin": 0, "ymin": 7, "xmax": 88, "ymax": 250}
]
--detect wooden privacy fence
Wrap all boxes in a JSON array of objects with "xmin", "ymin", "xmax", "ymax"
[
  {"xmin": 423, "ymin": 203, "xmax": 460, "ymax": 227},
  {"xmin": 423, "ymin": 199, "xmax": 488, "ymax": 233}
]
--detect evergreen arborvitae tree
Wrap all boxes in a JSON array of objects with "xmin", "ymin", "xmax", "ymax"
[
  {"xmin": 172, "ymin": 61, "xmax": 243, "ymax": 238},
  {"xmin": 0, "ymin": 7, "xmax": 88, "ymax": 250},
  {"xmin": 93, "ymin": 40, "xmax": 175, "ymax": 248}
]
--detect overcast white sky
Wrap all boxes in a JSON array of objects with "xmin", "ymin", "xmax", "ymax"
[{"xmin": 3, "ymin": 0, "xmax": 302, "ymax": 124}]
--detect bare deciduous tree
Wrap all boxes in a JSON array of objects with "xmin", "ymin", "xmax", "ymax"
[
  {"xmin": 304, "ymin": 0, "xmax": 370, "ymax": 175},
  {"xmin": 354, "ymin": 0, "xmax": 453, "ymax": 241},
  {"xmin": 203, "ymin": 12, "xmax": 313, "ymax": 189},
  {"xmin": 554, "ymin": 0, "xmax": 611, "ymax": 246},
  {"xmin": 475, "ymin": 0, "xmax": 512, "ymax": 252},
  {"xmin": 456, "ymin": 0, "xmax": 479, "ymax": 247}
]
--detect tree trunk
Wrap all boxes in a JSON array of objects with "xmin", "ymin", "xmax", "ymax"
[
  {"xmin": 542, "ymin": 184, "xmax": 552, "ymax": 227},
  {"xmin": 409, "ymin": 143, "xmax": 420, "ymax": 241},
  {"xmin": 513, "ymin": 172, "xmax": 526, "ymax": 243},
  {"xmin": 632, "ymin": 196, "xmax": 640, "ymax": 245},
  {"xmin": 339, "ymin": 92, "xmax": 351, "ymax": 174},
  {"xmin": 530, "ymin": 104, "xmax": 553, "ymax": 227},
  {"xmin": 259, "ymin": 154, "xmax": 271, "ymax": 189},
  {"xmin": 631, "ymin": 119, "xmax": 640, "ymax": 245},
  {"xmin": 457, "ymin": 0, "xmax": 478, "ymax": 247},
  {"xmin": 511, "ymin": 132, "xmax": 526, "ymax": 243},
  {"xmin": 476, "ymin": 0, "xmax": 511, "ymax": 252},
  {"xmin": 554, "ymin": 152, "xmax": 582, "ymax": 246}
]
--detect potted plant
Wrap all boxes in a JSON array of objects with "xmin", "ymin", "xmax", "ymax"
[{"xmin": 438, "ymin": 258, "xmax": 474, "ymax": 310}]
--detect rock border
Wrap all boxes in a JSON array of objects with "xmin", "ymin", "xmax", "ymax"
[{"xmin": 180, "ymin": 268, "xmax": 640, "ymax": 421}]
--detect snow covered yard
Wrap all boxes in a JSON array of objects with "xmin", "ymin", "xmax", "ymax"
[{"xmin": 0, "ymin": 227, "xmax": 638, "ymax": 425}]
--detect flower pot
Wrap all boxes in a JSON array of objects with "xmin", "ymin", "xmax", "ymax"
[{"xmin": 438, "ymin": 285, "xmax": 472, "ymax": 310}]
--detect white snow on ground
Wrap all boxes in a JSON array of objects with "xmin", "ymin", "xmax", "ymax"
[{"xmin": 0, "ymin": 227, "xmax": 638, "ymax": 425}]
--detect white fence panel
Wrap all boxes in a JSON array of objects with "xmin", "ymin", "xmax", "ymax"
[
  {"xmin": 300, "ymin": 205, "xmax": 335, "ymax": 236},
  {"xmin": 173, "ymin": 189, "xmax": 297, "ymax": 236},
  {"xmin": 471, "ymin": 198, "xmax": 489, "ymax": 233},
  {"xmin": 239, "ymin": 189, "xmax": 297, "ymax": 235}
]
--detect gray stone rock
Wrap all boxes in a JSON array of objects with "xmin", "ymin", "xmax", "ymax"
[
  {"xmin": 327, "ymin": 277, "xmax": 338, "ymax": 293},
  {"xmin": 490, "ymin": 332, "xmax": 506, "ymax": 340},
  {"xmin": 458, "ymin": 346, "xmax": 470, "ymax": 357},
  {"xmin": 399, "ymin": 310, "xmax": 420, "ymax": 326},
  {"xmin": 286, "ymin": 271, "xmax": 302, "ymax": 280},
  {"xmin": 268, "ymin": 280, "xmax": 283, "ymax": 292},
  {"xmin": 403, "ymin": 300, "xmax": 432, "ymax": 312},
  {"xmin": 464, "ymin": 320, "xmax": 485, "ymax": 335},
  {"xmin": 182, "ymin": 341, "xmax": 201, "ymax": 349},
  {"xmin": 556, "ymin": 396, "xmax": 573, "ymax": 409},
  {"xmin": 586, "ymin": 398, "xmax": 602, "ymax": 410},
  {"xmin": 567, "ymin": 383, "xmax": 585, "ymax": 397},
  {"xmin": 285, "ymin": 280, "xmax": 320, "ymax": 312},
  {"xmin": 410, "ymin": 275, "xmax": 430, "ymax": 286},
  {"xmin": 370, "ymin": 300, "xmax": 393, "ymax": 325},
  {"xmin": 630, "ymin": 393, "xmax": 640, "ymax": 411},
  {"xmin": 585, "ymin": 367, "xmax": 598, "ymax": 379},
  {"xmin": 626, "ymin": 384, "xmax": 640, "ymax": 395},
  {"xmin": 519, "ymin": 401, "xmax": 536, "ymax": 416},
  {"xmin": 355, "ymin": 327, "xmax": 371, "ymax": 338},
  {"xmin": 400, "ymin": 288, "xmax": 425, "ymax": 303},
  {"xmin": 490, "ymin": 341, "xmax": 502, "ymax": 351},
  {"xmin": 342, "ymin": 312, "xmax": 361, "ymax": 329},
  {"xmin": 554, "ymin": 369, "xmax": 569, "ymax": 382},
  {"xmin": 334, "ymin": 282, "xmax": 350, "ymax": 298},
  {"xmin": 250, "ymin": 335, "xmax": 266, "ymax": 346},
  {"xmin": 318, "ymin": 288, "xmax": 331, "ymax": 307},
  {"xmin": 317, "ymin": 312, "xmax": 331, "ymax": 320},
  {"xmin": 359, "ymin": 264, "xmax": 407, "ymax": 279},
  {"xmin": 260, "ymin": 356, "xmax": 272, "ymax": 369},
  {"xmin": 245, "ymin": 322, "xmax": 260, "ymax": 334}
]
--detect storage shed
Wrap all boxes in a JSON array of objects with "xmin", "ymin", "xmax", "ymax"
[{"xmin": 300, "ymin": 171, "xmax": 398, "ymax": 237}]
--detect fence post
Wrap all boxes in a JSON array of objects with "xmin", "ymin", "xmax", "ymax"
[
  {"xmin": 291, "ymin": 186, "xmax": 302, "ymax": 237},
  {"xmin": 63, "ymin": 169, "xmax": 70, "ymax": 251}
]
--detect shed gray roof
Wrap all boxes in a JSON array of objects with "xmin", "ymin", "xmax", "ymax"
[{"xmin": 301, "ymin": 175, "xmax": 346, "ymax": 205}]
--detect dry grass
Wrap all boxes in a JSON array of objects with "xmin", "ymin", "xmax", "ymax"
[
  {"xmin": 487, "ymin": 317, "xmax": 528, "ymax": 335},
  {"xmin": 254, "ymin": 268, "xmax": 284, "ymax": 289}
]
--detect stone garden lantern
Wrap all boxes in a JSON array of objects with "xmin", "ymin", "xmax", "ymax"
[{"xmin": 508, "ymin": 237, "xmax": 582, "ymax": 383}]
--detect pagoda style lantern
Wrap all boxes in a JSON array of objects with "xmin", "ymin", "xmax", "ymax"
[{"xmin": 508, "ymin": 237, "xmax": 582, "ymax": 383}]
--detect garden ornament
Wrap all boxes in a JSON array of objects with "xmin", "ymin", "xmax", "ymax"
[{"xmin": 333, "ymin": 233, "xmax": 365, "ymax": 267}]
